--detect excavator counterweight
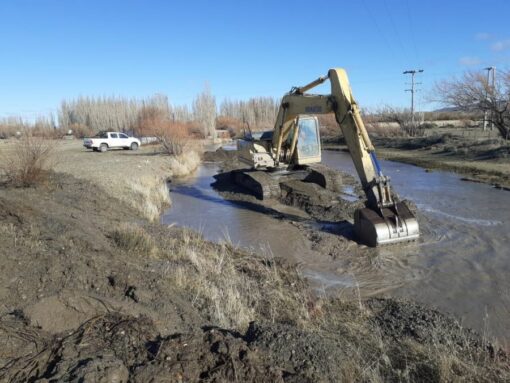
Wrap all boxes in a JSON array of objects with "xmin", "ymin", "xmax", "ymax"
[{"xmin": 235, "ymin": 68, "xmax": 420, "ymax": 247}]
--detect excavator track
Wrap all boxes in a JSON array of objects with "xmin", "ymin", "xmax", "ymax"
[
  {"xmin": 231, "ymin": 169, "xmax": 305, "ymax": 199},
  {"xmin": 231, "ymin": 164, "xmax": 345, "ymax": 200}
]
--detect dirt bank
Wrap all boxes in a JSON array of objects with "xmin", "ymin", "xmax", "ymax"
[
  {"xmin": 0, "ymin": 143, "xmax": 508, "ymax": 381},
  {"xmin": 323, "ymin": 134, "xmax": 510, "ymax": 190}
]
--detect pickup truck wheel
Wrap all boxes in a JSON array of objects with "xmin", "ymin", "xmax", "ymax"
[
  {"xmin": 130, "ymin": 142, "xmax": 139, "ymax": 151},
  {"xmin": 99, "ymin": 144, "xmax": 108, "ymax": 153}
]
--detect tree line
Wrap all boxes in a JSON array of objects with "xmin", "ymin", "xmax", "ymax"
[
  {"xmin": 57, "ymin": 90, "xmax": 280, "ymax": 138},
  {"xmin": 2, "ymin": 69, "xmax": 509, "ymax": 140}
]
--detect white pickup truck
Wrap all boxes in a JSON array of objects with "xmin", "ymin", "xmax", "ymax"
[{"xmin": 83, "ymin": 132, "xmax": 141, "ymax": 152}]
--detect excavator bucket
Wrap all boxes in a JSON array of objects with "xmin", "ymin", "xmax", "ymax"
[{"xmin": 354, "ymin": 201, "xmax": 420, "ymax": 247}]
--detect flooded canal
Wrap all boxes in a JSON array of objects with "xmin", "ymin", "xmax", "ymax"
[{"xmin": 162, "ymin": 150, "xmax": 510, "ymax": 340}]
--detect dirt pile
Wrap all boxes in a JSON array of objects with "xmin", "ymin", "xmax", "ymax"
[
  {"xmin": 203, "ymin": 147, "xmax": 240, "ymax": 167},
  {"xmin": 1, "ymin": 301, "xmax": 508, "ymax": 382},
  {"xmin": 0, "ymin": 313, "xmax": 282, "ymax": 382}
]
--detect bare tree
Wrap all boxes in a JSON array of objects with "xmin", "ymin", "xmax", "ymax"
[
  {"xmin": 58, "ymin": 94, "xmax": 172, "ymax": 135},
  {"xmin": 433, "ymin": 70, "xmax": 510, "ymax": 139},
  {"xmin": 219, "ymin": 97, "xmax": 279, "ymax": 131},
  {"xmin": 193, "ymin": 84, "xmax": 217, "ymax": 138},
  {"xmin": 370, "ymin": 106, "xmax": 425, "ymax": 137}
]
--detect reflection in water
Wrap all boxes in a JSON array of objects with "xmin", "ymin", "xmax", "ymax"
[{"xmin": 162, "ymin": 150, "xmax": 510, "ymax": 340}]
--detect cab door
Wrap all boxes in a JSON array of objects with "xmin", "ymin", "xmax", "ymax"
[
  {"xmin": 118, "ymin": 133, "xmax": 130, "ymax": 148},
  {"xmin": 109, "ymin": 133, "xmax": 121, "ymax": 148},
  {"xmin": 295, "ymin": 116, "xmax": 321, "ymax": 165}
]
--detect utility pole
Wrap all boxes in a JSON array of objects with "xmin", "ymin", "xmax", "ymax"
[
  {"xmin": 483, "ymin": 66, "xmax": 495, "ymax": 131},
  {"xmin": 403, "ymin": 69, "xmax": 424, "ymax": 126}
]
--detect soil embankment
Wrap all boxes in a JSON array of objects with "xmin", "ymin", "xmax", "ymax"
[{"xmin": 0, "ymin": 141, "xmax": 508, "ymax": 382}]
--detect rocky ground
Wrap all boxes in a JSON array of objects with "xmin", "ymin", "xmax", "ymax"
[{"xmin": 0, "ymin": 142, "xmax": 508, "ymax": 382}]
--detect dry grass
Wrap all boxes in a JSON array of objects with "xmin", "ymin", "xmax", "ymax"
[
  {"xmin": 0, "ymin": 134, "xmax": 58, "ymax": 186},
  {"xmin": 111, "ymin": 223, "xmax": 158, "ymax": 257},
  {"xmin": 125, "ymin": 175, "xmax": 172, "ymax": 221},
  {"xmin": 153, "ymin": 228, "xmax": 311, "ymax": 330},
  {"xmin": 167, "ymin": 150, "xmax": 201, "ymax": 177}
]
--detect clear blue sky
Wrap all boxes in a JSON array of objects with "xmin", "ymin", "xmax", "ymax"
[{"xmin": 1, "ymin": 0, "xmax": 509, "ymax": 119}]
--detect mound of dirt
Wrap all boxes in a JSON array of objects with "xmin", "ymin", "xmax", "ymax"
[
  {"xmin": 279, "ymin": 179, "xmax": 361, "ymax": 222},
  {"xmin": 203, "ymin": 147, "xmax": 240, "ymax": 166},
  {"xmin": 2, "ymin": 301, "xmax": 507, "ymax": 382}
]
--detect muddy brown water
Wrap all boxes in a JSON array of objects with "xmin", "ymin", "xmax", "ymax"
[{"xmin": 162, "ymin": 150, "xmax": 510, "ymax": 340}]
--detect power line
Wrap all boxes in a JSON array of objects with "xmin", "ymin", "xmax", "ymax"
[
  {"xmin": 405, "ymin": 0, "xmax": 420, "ymax": 63},
  {"xmin": 383, "ymin": 0, "xmax": 410, "ymax": 63},
  {"xmin": 361, "ymin": 0, "xmax": 399, "ymax": 59}
]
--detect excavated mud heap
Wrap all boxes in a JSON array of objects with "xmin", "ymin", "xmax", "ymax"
[
  {"xmin": 207, "ymin": 148, "xmax": 364, "ymax": 222},
  {"xmin": 203, "ymin": 148, "xmax": 241, "ymax": 170},
  {"xmin": 1, "ymin": 301, "xmax": 507, "ymax": 382},
  {"xmin": 0, "ymin": 313, "xmax": 282, "ymax": 382},
  {"xmin": 279, "ymin": 179, "xmax": 362, "ymax": 222}
]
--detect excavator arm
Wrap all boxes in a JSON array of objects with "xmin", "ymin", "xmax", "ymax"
[{"xmin": 270, "ymin": 68, "xmax": 420, "ymax": 246}]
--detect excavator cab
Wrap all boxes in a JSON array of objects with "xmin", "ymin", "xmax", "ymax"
[
  {"xmin": 284, "ymin": 116, "xmax": 322, "ymax": 165},
  {"xmin": 295, "ymin": 116, "xmax": 321, "ymax": 164}
]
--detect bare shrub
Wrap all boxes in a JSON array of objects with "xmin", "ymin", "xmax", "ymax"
[
  {"xmin": 317, "ymin": 113, "xmax": 339, "ymax": 137},
  {"xmin": 158, "ymin": 122, "xmax": 192, "ymax": 156},
  {"xmin": 186, "ymin": 121, "xmax": 204, "ymax": 139},
  {"xmin": 1, "ymin": 134, "xmax": 57, "ymax": 186},
  {"xmin": 134, "ymin": 106, "xmax": 193, "ymax": 155},
  {"xmin": 366, "ymin": 122, "xmax": 404, "ymax": 137},
  {"xmin": 372, "ymin": 106, "xmax": 426, "ymax": 137},
  {"xmin": 133, "ymin": 106, "xmax": 167, "ymax": 137}
]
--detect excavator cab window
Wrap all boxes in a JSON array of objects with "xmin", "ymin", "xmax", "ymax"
[{"xmin": 296, "ymin": 117, "xmax": 320, "ymax": 160}]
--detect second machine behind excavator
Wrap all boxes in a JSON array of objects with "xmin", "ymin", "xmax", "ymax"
[{"xmin": 236, "ymin": 68, "xmax": 420, "ymax": 247}]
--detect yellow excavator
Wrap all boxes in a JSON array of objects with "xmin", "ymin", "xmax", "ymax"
[{"xmin": 236, "ymin": 68, "xmax": 420, "ymax": 247}]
